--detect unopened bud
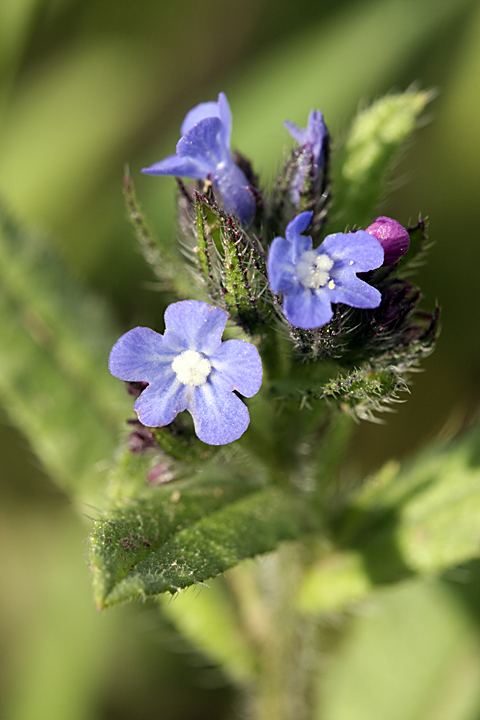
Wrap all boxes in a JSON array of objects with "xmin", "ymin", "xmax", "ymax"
[{"xmin": 365, "ymin": 216, "xmax": 410, "ymax": 265}]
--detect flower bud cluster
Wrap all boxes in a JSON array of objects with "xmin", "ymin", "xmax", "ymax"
[{"xmin": 110, "ymin": 92, "xmax": 438, "ymax": 447}]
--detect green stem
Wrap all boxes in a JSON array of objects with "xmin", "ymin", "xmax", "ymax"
[{"xmin": 228, "ymin": 545, "xmax": 322, "ymax": 720}]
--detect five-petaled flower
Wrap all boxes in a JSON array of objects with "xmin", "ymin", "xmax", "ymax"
[
  {"xmin": 142, "ymin": 92, "xmax": 256, "ymax": 226},
  {"xmin": 109, "ymin": 300, "xmax": 262, "ymax": 445},
  {"xmin": 284, "ymin": 110, "xmax": 327, "ymax": 205},
  {"xmin": 267, "ymin": 211, "xmax": 384, "ymax": 329}
]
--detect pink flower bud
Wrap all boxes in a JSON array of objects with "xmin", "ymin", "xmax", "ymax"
[{"xmin": 365, "ymin": 216, "xmax": 410, "ymax": 265}]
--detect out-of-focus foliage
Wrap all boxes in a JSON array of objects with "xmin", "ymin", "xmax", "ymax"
[{"xmin": 2, "ymin": 0, "xmax": 480, "ymax": 718}]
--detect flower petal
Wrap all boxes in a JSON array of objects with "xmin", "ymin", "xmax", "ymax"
[
  {"xmin": 134, "ymin": 377, "xmax": 188, "ymax": 427},
  {"xmin": 329, "ymin": 275, "xmax": 382, "ymax": 309},
  {"xmin": 216, "ymin": 163, "xmax": 256, "ymax": 225},
  {"xmin": 306, "ymin": 110, "xmax": 327, "ymax": 163},
  {"xmin": 217, "ymin": 92, "xmax": 232, "ymax": 148},
  {"xmin": 163, "ymin": 300, "xmax": 227, "ymax": 355},
  {"xmin": 141, "ymin": 154, "xmax": 211, "ymax": 179},
  {"xmin": 284, "ymin": 119, "xmax": 308, "ymax": 145},
  {"xmin": 267, "ymin": 236, "xmax": 296, "ymax": 294},
  {"xmin": 179, "ymin": 93, "xmax": 232, "ymax": 149},
  {"xmin": 283, "ymin": 283, "xmax": 333, "ymax": 329},
  {"xmin": 189, "ymin": 382, "xmax": 250, "ymax": 445},
  {"xmin": 285, "ymin": 211, "xmax": 313, "ymax": 244},
  {"xmin": 180, "ymin": 101, "xmax": 221, "ymax": 135},
  {"xmin": 210, "ymin": 339, "xmax": 262, "ymax": 397},
  {"xmin": 321, "ymin": 231, "xmax": 384, "ymax": 272},
  {"xmin": 108, "ymin": 327, "xmax": 176, "ymax": 383},
  {"xmin": 284, "ymin": 212, "xmax": 314, "ymax": 260},
  {"xmin": 176, "ymin": 116, "xmax": 226, "ymax": 166}
]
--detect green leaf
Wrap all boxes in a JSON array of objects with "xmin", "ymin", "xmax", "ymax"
[
  {"xmin": 328, "ymin": 89, "xmax": 434, "ymax": 230},
  {"xmin": 90, "ymin": 471, "xmax": 260, "ymax": 609},
  {"xmin": 321, "ymin": 579, "xmax": 480, "ymax": 720},
  {"xmin": 160, "ymin": 577, "xmax": 257, "ymax": 683},
  {"xmin": 299, "ymin": 428, "xmax": 480, "ymax": 613},
  {"xmin": 90, "ymin": 475, "xmax": 319, "ymax": 609},
  {"xmin": 298, "ymin": 548, "xmax": 374, "ymax": 614},
  {"xmin": 0, "ymin": 206, "xmax": 128, "ymax": 501}
]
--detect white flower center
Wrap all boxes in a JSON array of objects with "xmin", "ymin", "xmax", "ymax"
[
  {"xmin": 296, "ymin": 250, "xmax": 334, "ymax": 289},
  {"xmin": 171, "ymin": 350, "xmax": 211, "ymax": 386}
]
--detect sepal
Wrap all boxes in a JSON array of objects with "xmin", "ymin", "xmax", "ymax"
[
  {"xmin": 123, "ymin": 172, "xmax": 200, "ymax": 299},
  {"xmin": 183, "ymin": 190, "xmax": 268, "ymax": 333},
  {"xmin": 320, "ymin": 366, "xmax": 407, "ymax": 422}
]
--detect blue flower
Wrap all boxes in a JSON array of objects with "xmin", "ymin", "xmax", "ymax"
[
  {"xmin": 284, "ymin": 110, "xmax": 327, "ymax": 205},
  {"xmin": 109, "ymin": 300, "xmax": 262, "ymax": 445},
  {"xmin": 267, "ymin": 212, "xmax": 384, "ymax": 329},
  {"xmin": 142, "ymin": 93, "xmax": 256, "ymax": 225}
]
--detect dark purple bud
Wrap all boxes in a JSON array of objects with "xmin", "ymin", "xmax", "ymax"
[
  {"xmin": 365, "ymin": 217, "xmax": 410, "ymax": 265},
  {"xmin": 126, "ymin": 418, "xmax": 157, "ymax": 453},
  {"xmin": 125, "ymin": 381, "xmax": 148, "ymax": 399}
]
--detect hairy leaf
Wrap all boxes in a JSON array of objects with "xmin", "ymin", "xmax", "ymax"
[
  {"xmin": 0, "ymin": 206, "xmax": 128, "ymax": 501},
  {"xmin": 90, "ymin": 479, "xmax": 319, "ymax": 609}
]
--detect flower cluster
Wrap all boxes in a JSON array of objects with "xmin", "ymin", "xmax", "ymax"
[{"xmin": 111, "ymin": 91, "xmax": 436, "ymax": 446}]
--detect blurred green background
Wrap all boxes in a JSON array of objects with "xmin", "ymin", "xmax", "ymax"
[{"xmin": 2, "ymin": 0, "xmax": 480, "ymax": 718}]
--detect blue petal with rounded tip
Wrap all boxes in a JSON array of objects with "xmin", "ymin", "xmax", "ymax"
[
  {"xmin": 267, "ymin": 236, "xmax": 296, "ymax": 294},
  {"xmin": 321, "ymin": 231, "xmax": 384, "ymax": 271},
  {"xmin": 109, "ymin": 327, "xmax": 176, "ymax": 383},
  {"xmin": 285, "ymin": 211, "xmax": 313, "ymax": 244},
  {"xmin": 210, "ymin": 339, "xmax": 263, "ymax": 397},
  {"xmin": 328, "ymin": 275, "xmax": 382, "ymax": 309},
  {"xmin": 163, "ymin": 300, "xmax": 227, "ymax": 355},
  {"xmin": 179, "ymin": 92, "xmax": 232, "ymax": 149},
  {"xmin": 180, "ymin": 101, "xmax": 220, "ymax": 135},
  {"xmin": 190, "ymin": 382, "xmax": 251, "ymax": 445},
  {"xmin": 142, "ymin": 154, "xmax": 211, "ymax": 179},
  {"xmin": 134, "ymin": 378, "xmax": 188, "ymax": 427},
  {"xmin": 283, "ymin": 283, "xmax": 333, "ymax": 329}
]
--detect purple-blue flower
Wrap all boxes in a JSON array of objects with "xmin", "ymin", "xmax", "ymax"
[
  {"xmin": 109, "ymin": 300, "xmax": 262, "ymax": 445},
  {"xmin": 267, "ymin": 212, "xmax": 384, "ymax": 329},
  {"xmin": 142, "ymin": 93, "xmax": 256, "ymax": 226},
  {"xmin": 284, "ymin": 110, "xmax": 327, "ymax": 205}
]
